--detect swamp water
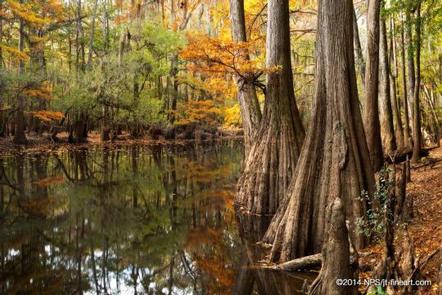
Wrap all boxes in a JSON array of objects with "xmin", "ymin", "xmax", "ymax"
[{"xmin": 0, "ymin": 142, "xmax": 314, "ymax": 294}]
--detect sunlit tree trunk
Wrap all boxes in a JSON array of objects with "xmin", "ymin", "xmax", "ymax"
[
  {"xmin": 400, "ymin": 16, "xmax": 412, "ymax": 147},
  {"xmin": 405, "ymin": 11, "xmax": 415, "ymax": 141},
  {"xmin": 411, "ymin": 4, "xmax": 422, "ymax": 163},
  {"xmin": 229, "ymin": 0, "xmax": 262, "ymax": 155},
  {"xmin": 379, "ymin": 16, "xmax": 396, "ymax": 154},
  {"xmin": 389, "ymin": 18, "xmax": 405, "ymax": 149},
  {"xmin": 364, "ymin": 0, "xmax": 383, "ymax": 171},
  {"xmin": 235, "ymin": 0, "xmax": 305, "ymax": 216},
  {"xmin": 263, "ymin": 0, "xmax": 374, "ymax": 261}
]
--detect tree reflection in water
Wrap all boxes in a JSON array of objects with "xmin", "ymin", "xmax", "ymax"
[{"xmin": 0, "ymin": 142, "xmax": 314, "ymax": 294}]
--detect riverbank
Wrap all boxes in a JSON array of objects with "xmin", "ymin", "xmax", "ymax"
[{"xmin": 0, "ymin": 130, "xmax": 243, "ymax": 154}]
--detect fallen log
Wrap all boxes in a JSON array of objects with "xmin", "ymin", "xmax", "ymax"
[
  {"xmin": 270, "ymin": 253, "xmax": 322, "ymax": 271},
  {"xmin": 260, "ymin": 251, "xmax": 373, "ymax": 272},
  {"xmin": 385, "ymin": 148, "xmax": 429, "ymax": 164}
]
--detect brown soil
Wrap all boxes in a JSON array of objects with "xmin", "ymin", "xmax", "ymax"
[{"xmin": 406, "ymin": 144, "xmax": 442, "ymax": 293}]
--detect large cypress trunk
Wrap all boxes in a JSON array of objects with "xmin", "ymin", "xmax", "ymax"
[
  {"xmin": 229, "ymin": 0, "xmax": 262, "ymax": 155},
  {"xmin": 263, "ymin": 0, "xmax": 375, "ymax": 262},
  {"xmin": 364, "ymin": 0, "xmax": 384, "ymax": 171},
  {"xmin": 235, "ymin": 0, "xmax": 304, "ymax": 216}
]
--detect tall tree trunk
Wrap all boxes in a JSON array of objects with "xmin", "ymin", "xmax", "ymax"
[
  {"xmin": 405, "ymin": 11, "xmax": 415, "ymax": 140},
  {"xmin": 423, "ymin": 85, "xmax": 441, "ymax": 145},
  {"xmin": 167, "ymin": 56, "xmax": 179, "ymax": 125},
  {"xmin": 364, "ymin": 0, "xmax": 384, "ymax": 171},
  {"xmin": 400, "ymin": 16, "xmax": 412, "ymax": 147},
  {"xmin": 411, "ymin": 4, "xmax": 422, "ymax": 163},
  {"xmin": 87, "ymin": 0, "xmax": 99, "ymax": 67},
  {"xmin": 14, "ymin": 8, "xmax": 27, "ymax": 145},
  {"xmin": 379, "ymin": 16, "xmax": 396, "ymax": 154},
  {"xmin": 389, "ymin": 17, "xmax": 405, "ymax": 149},
  {"xmin": 229, "ymin": 0, "xmax": 262, "ymax": 155},
  {"xmin": 235, "ymin": 0, "xmax": 305, "ymax": 216},
  {"xmin": 263, "ymin": 0, "xmax": 375, "ymax": 262},
  {"xmin": 76, "ymin": 0, "xmax": 85, "ymax": 73},
  {"xmin": 353, "ymin": 7, "xmax": 365, "ymax": 87}
]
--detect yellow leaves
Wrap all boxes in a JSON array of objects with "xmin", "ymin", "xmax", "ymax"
[
  {"xmin": 0, "ymin": 44, "xmax": 30, "ymax": 61},
  {"xmin": 223, "ymin": 104, "xmax": 242, "ymax": 128},
  {"xmin": 5, "ymin": 0, "xmax": 49, "ymax": 26},
  {"xmin": 30, "ymin": 111, "xmax": 64, "ymax": 122},
  {"xmin": 3, "ymin": 0, "xmax": 64, "ymax": 26},
  {"xmin": 176, "ymin": 99, "xmax": 222, "ymax": 126}
]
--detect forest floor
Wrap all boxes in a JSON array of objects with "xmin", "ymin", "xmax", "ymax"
[{"xmin": 361, "ymin": 142, "xmax": 442, "ymax": 294}]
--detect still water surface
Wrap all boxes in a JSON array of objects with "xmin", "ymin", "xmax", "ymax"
[{"xmin": 0, "ymin": 142, "xmax": 313, "ymax": 294}]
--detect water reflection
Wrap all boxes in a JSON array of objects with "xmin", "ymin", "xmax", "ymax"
[{"xmin": 0, "ymin": 142, "xmax": 314, "ymax": 294}]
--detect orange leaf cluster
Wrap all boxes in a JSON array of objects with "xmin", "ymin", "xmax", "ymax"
[
  {"xmin": 30, "ymin": 111, "xmax": 64, "ymax": 122},
  {"xmin": 180, "ymin": 34, "xmax": 265, "ymax": 76}
]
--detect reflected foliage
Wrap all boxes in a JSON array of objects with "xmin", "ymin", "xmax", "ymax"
[
  {"xmin": 0, "ymin": 142, "xmax": 311, "ymax": 294},
  {"xmin": 0, "ymin": 143, "xmax": 243, "ymax": 294}
]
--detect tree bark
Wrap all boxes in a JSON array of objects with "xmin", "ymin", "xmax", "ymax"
[
  {"xmin": 379, "ymin": 16, "xmax": 396, "ymax": 154},
  {"xmin": 229, "ymin": 0, "xmax": 262, "ymax": 155},
  {"xmin": 364, "ymin": 0, "xmax": 384, "ymax": 171},
  {"xmin": 235, "ymin": 0, "xmax": 305, "ymax": 216},
  {"xmin": 411, "ymin": 4, "xmax": 422, "ymax": 163},
  {"xmin": 263, "ymin": 0, "xmax": 374, "ymax": 262},
  {"xmin": 389, "ymin": 17, "xmax": 405, "ymax": 149}
]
